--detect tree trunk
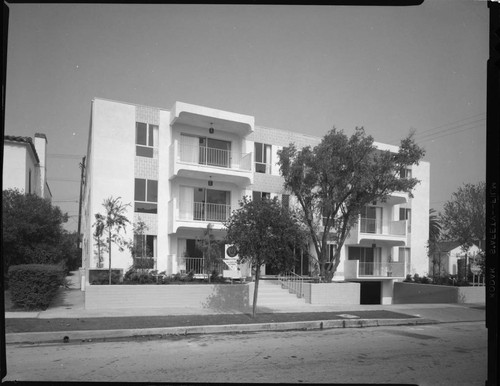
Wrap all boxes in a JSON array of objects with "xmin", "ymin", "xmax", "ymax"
[
  {"xmin": 252, "ymin": 265, "xmax": 260, "ymax": 318},
  {"xmin": 108, "ymin": 230, "xmax": 112, "ymax": 285}
]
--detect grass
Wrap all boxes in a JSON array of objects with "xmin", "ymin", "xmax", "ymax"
[{"xmin": 5, "ymin": 310, "xmax": 417, "ymax": 333}]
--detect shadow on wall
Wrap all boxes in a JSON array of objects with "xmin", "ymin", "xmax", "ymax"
[{"xmin": 202, "ymin": 283, "xmax": 251, "ymax": 313}]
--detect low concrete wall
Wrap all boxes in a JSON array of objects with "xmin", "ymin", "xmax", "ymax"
[
  {"xmin": 85, "ymin": 284, "xmax": 250, "ymax": 311},
  {"xmin": 304, "ymin": 282, "xmax": 360, "ymax": 305},
  {"xmin": 393, "ymin": 282, "xmax": 485, "ymax": 304}
]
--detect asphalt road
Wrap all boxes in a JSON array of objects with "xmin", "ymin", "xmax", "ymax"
[{"xmin": 4, "ymin": 321, "xmax": 487, "ymax": 385}]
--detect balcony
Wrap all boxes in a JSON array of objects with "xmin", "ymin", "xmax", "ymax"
[
  {"xmin": 169, "ymin": 198, "xmax": 230, "ymax": 233},
  {"xmin": 344, "ymin": 260, "xmax": 405, "ymax": 280},
  {"xmin": 353, "ymin": 217, "xmax": 408, "ymax": 246},
  {"xmin": 170, "ymin": 140, "xmax": 253, "ymax": 186}
]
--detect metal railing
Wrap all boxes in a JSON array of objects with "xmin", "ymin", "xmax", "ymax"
[
  {"xmin": 358, "ymin": 262, "xmax": 405, "ymax": 277},
  {"xmin": 278, "ymin": 272, "xmax": 308, "ymax": 298},
  {"xmin": 359, "ymin": 218, "xmax": 407, "ymax": 236},
  {"xmin": 183, "ymin": 257, "xmax": 224, "ymax": 276},
  {"xmin": 179, "ymin": 142, "xmax": 252, "ymax": 171},
  {"xmin": 178, "ymin": 201, "xmax": 231, "ymax": 222}
]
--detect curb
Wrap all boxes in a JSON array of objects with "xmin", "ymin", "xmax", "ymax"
[{"xmin": 5, "ymin": 318, "xmax": 438, "ymax": 344}]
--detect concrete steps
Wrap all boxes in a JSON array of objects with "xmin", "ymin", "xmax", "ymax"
[{"xmin": 254, "ymin": 280, "xmax": 306, "ymax": 306}]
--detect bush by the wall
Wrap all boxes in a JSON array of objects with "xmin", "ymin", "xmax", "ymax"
[
  {"xmin": 8, "ymin": 264, "xmax": 65, "ymax": 310},
  {"xmin": 88, "ymin": 269, "xmax": 121, "ymax": 285},
  {"xmin": 123, "ymin": 268, "xmax": 156, "ymax": 284}
]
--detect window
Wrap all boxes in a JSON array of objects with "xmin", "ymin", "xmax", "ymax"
[
  {"xmin": 134, "ymin": 178, "xmax": 158, "ymax": 213},
  {"xmin": 399, "ymin": 208, "xmax": 411, "ymax": 233},
  {"xmin": 399, "ymin": 247, "xmax": 411, "ymax": 275},
  {"xmin": 134, "ymin": 234, "xmax": 156, "ymax": 258},
  {"xmin": 360, "ymin": 206, "xmax": 382, "ymax": 233},
  {"xmin": 136, "ymin": 122, "xmax": 158, "ymax": 158},
  {"xmin": 252, "ymin": 191, "xmax": 270, "ymax": 201},
  {"xmin": 399, "ymin": 168, "xmax": 412, "ymax": 179},
  {"xmin": 282, "ymin": 194, "xmax": 290, "ymax": 209},
  {"xmin": 28, "ymin": 169, "xmax": 32, "ymax": 194},
  {"xmin": 255, "ymin": 142, "xmax": 272, "ymax": 173}
]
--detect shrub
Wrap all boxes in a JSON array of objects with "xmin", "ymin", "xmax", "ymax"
[
  {"xmin": 89, "ymin": 269, "xmax": 121, "ymax": 285},
  {"xmin": 8, "ymin": 264, "xmax": 65, "ymax": 310},
  {"xmin": 123, "ymin": 268, "xmax": 156, "ymax": 284},
  {"xmin": 133, "ymin": 258, "xmax": 154, "ymax": 270}
]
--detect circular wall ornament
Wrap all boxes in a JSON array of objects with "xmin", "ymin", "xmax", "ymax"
[{"xmin": 226, "ymin": 245, "xmax": 238, "ymax": 257}]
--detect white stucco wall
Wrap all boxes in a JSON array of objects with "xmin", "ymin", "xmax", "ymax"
[
  {"xmin": 409, "ymin": 161, "xmax": 430, "ymax": 275},
  {"xmin": 89, "ymin": 98, "xmax": 136, "ymax": 271}
]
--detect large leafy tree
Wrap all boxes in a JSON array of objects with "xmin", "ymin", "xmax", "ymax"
[
  {"xmin": 441, "ymin": 181, "xmax": 485, "ymax": 252},
  {"xmin": 225, "ymin": 196, "xmax": 307, "ymax": 317},
  {"xmin": 2, "ymin": 189, "xmax": 68, "ymax": 271},
  {"xmin": 94, "ymin": 197, "xmax": 130, "ymax": 284},
  {"xmin": 278, "ymin": 127, "xmax": 425, "ymax": 282}
]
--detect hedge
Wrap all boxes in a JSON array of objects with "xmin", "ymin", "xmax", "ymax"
[{"xmin": 8, "ymin": 264, "xmax": 66, "ymax": 310}]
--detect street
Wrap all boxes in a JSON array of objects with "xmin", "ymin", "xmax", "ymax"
[{"xmin": 4, "ymin": 321, "xmax": 487, "ymax": 384}]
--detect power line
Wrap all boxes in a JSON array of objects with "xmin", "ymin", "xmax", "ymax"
[
  {"xmin": 47, "ymin": 153, "xmax": 85, "ymax": 159},
  {"xmin": 414, "ymin": 118, "xmax": 485, "ymax": 141},
  {"xmin": 416, "ymin": 124, "xmax": 484, "ymax": 143},
  {"xmin": 386, "ymin": 113, "xmax": 486, "ymax": 143}
]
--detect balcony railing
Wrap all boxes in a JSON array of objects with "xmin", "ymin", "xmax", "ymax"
[
  {"xmin": 357, "ymin": 261, "xmax": 405, "ymax": 277},
  {"xmin": 179, "ymin": 142, "xmax": 252, "ymax": 171},
  {"xmin": 359, "ymin": 218, "xmax": 407, "ymax": 236},
  {"xmin": 179, "ymin": 201, "xmax": 231, "ymax": 222}
]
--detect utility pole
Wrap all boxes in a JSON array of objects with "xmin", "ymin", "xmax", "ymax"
[{"xmin": 77, "ymin": 156, "xmax": 86, "ymax": 255}]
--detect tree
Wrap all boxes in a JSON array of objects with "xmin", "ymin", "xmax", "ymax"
[
  {"xmin": 428, "ymin": 208, "xmax": 444, "ymax": 279},
  {"xmin": 277, "ymin": 127, "xmax": 425, "ymax": 282},
  {"xmin": 196, "ymin": 223, "xmax": 223, "ymax": 283},
  {"xmin": 441, "ymin": 181, "xmax": 485, "ymax": 281},
  {"xmin": 128, "ymin": 219, "xmax": 153, "ymax": 271},
  {"xmin": 441, "ymin": 181, "xmax": 485, "ymax": 251},
  {"xmin": 2, "ymin": 189, "xmax": 68, "ymax": 271},
  {"xmin": 92, "ymin": 213, "xmax": 107, "ymax": 268},
  {"xmin": 94, "ymin": 197, "xmax": 130, "ymax": 284},
  {"xmin": 224, "ymin": 196, "xmax": 307, "ymax": 317}
]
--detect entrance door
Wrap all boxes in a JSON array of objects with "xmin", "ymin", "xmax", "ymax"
[{"xmin": 359, "ymin": 281, "xmax": 381, "ymax": 304}]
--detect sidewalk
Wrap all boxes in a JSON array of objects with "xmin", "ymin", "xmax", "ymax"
[{"xmin": 4, "ymin": 272, "xmax": 486, "ymax": 344}]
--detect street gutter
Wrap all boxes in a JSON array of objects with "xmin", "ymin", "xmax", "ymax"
[{"xmin": 6, "ymin": 318, "xmax": 438, "ymax": 344}]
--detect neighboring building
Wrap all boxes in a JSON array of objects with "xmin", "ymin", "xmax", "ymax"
[
  {"xmin": 429, "ymin": 241, "xmax": 482, "ymax": 277},
  {"xmin": 81, "ymin": 97, "xmax": 430, "ymax": 304},
  {"xmin": 2, "ymin": 133, "xmax": 52, "ymax": 199}
]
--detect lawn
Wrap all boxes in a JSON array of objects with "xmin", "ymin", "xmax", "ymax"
[{"xmin": 5, "ymin": 310, "xmax": 417, "ymax": 333}]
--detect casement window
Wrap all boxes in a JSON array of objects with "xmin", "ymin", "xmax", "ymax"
[
  {"xmin": 399, "ymin": 208, "xmax": 412, "ymax": 233},
  {"xmin": 282, "ymin": 194, "xmax": 290, "ymax": 209},
  {"xmin": 399, "ymin": 247, "xmax": 411, "ymax": 275},
  {"xmin": 136, "ymin": 122, "xmax": 159, "ymax": 158},
  {"xmin": 134, "ymin": 178, "xmax": 158, "ymax": 213},
  {"xmin": 28, "ymin": 169, "xmax": 32, "ymax": 194},
  {"xmin": 255, "ymin": 142, "xmax": 272, "ymax": 173},
  {"xmin": 252, "ymin": 191, "xmax": 270, "ymax": 201},
  {"xmin": 399, "ymin": 168, "xmax": 412, "ymax": 179},
  {"xmin": 133, "ymin": 234, "xmax": 156, "ymax": 258}
]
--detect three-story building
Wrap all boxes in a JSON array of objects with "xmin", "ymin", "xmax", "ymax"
[{"xmin": 81, "ymin": 97, "xmax": 430, "ymax": 304}]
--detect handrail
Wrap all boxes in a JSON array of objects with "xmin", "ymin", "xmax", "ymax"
[{"xmin": 278, "ymin": 271, "xmax": 309, "ymax": 299}]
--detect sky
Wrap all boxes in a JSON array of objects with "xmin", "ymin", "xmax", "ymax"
[{"xmin": 4, "ymin": 1, "xmax": 488, "ymax": 232}]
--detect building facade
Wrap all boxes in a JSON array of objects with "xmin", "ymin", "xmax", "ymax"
[
  {"xmin": 2, "ymin": 133, "xmax": 51, "ymax": 199},
  {"xmin": 81, "ymin": 98, "xmax": 430, "ymax": 304}
]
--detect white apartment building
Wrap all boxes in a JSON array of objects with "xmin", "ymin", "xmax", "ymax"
[
  {"xmin": 81, "ymin": 98, "xmax": 430, "ymax": 304},
  {"xmin": 2, "ymin": 133, "xmax": 52, "ymax": 199}
]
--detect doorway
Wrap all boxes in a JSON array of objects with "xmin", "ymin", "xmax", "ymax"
[{"xmin": 359, "ymin": 281, "xmax": 382, "ymax": 304}]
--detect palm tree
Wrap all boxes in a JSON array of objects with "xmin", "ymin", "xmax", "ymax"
[
  {"xmin": 96, "ymin": 197, "xmax": 130, "ymax": 284},
  {"xmin": 429, "ymin": 208, "xmax": 442, "ymax": 243},
  {"xmin": 428, "ymin": 208, "xmax": 443, "ymax": 279}
]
